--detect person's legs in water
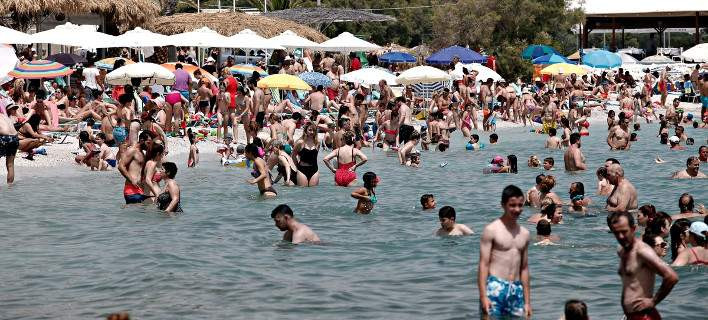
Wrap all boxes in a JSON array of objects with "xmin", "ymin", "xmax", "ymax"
[{"xmin": 1, "ymin": 135, "xmax": 19, "ymax": 184}]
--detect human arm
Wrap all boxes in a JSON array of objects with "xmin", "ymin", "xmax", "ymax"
[
  {"xmin": 143, "ymin": 162, "xmax": 161, "ymax": 199},
  {"xmin": 636, "ymin": 246, "xmax": 678, "ymax": 309},
  {"xmin": 322, "ymin": 149, "xmax": 338, "ymax": 174},
  {"xmin": 459, "ymin": 224, "xmax": 474, "ymax": 235},
  {"xmin": 117, "ymin": 149, "xmax": 138, "ymax": 185},
  {"xmin": 478, "ymin": 225, "xmax": 493, "ymax": 315},
  {"xmin": 397, "ymin": 143, "xmax": 409, "ymax": 165},
  {"xmin": 350, "ymin": 187, "xmax": 370, "ymax": 201},
  {"xmin": 520, "ymin": 234, "xmax": 532, "ymax": 318},
  {"xmin": 165, "ymin": 181, "xmax": 181, "ymax": 213},
  {"xmin": 607, "ymin": 131, "xmax": 616, "ymax": 149},
  {"xmin": 573, "ymin": 149, "xmax": 587, "ymax": 170},
  {"xmin": 280, "ymin": 155, "xmax": 294, "ymax": 186},
  {"xmin": 248, "ymin": 159, "xmax": 268, "ymax": 184},
  {"xmin": 671, "ymin": 249, "xmax": 691, "ymax": 267},
  {"xmin": 351, "ymin": 149, "xmax": 368, "ymax": 171}
]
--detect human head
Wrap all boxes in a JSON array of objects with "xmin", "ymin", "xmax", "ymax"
[
  {"xmin": 163, "ymin": 162, "xmax": 178, "ymax": 179},
  {"xmin": 688, "ymin": 221, "xmax": 708, "ymax": 246},
  {"xmin": 489, "ymin": 133, "xmax": 498, "ymax": 143},
  {"xmin": 470, "ymin": 134, "xmax": 479, "ymax": 143},
  {"xmin": 569, "ymin": 182, "xmax": 585, "ymax": 202},
  {"xmin": 607, "ymin": 211, "xmax": 636, "ymax": 248},
  {"xmin": 538, "ymin": 175, "xmax": 555, "ymax": 193},
  {"xmin": 564, "ymin": 299, "xmax": 588, "ymax": 320},
  {"xmin": 678, "ymin": 193, "xmax": 694, "ymax": 213},
  {"xmin": 421, "ymin": 194, "xmax": 435, "ymax": 210},
  {"xmin": 699, "ymin": 146, "xmax": 707, "ymax": 162},
  {"xmin": 642, "ymin": 233, "xmax": 667, "ymax": 258},
  {"xmin": 669, "ymin": 219, "xmax": 692, "ymax": 260},
  {"xmin": 536, "ymin": 219, "xmax": 551, "ymax": 236},
  {"xmin": 528, "ymin": 155, "xmax": 540, "ymax": 167},
  {"xmin": 343, "ymin": 130, "xmax": 355, "ymax": 146},
  {"xmin": 541, "ymin": 198, "xmax": 561, "ymax": 223},
  {"xmin": 569, "ymin": 132, "xmax": 581, "ymax": 146},
  {"xmin": 543, "ymin": 157, "xmax": 554, "ymax": 170},
  {"xmin": 271, "ymin": 204, "xmax": 294, "ymax": 231},
  {"xmin": 686, "ymin": 156, "xmax": 700, "ymax": 175},
  {"xmin": 500, "ymin": 185, "xmax": 524, "ymax": 218},
  {"xmin": 244, "ymin": 143, "xmax": 260, "ymax": 160},
  {"xmin": 438, "ymin": 206, "xmax": 457, "ymax": 231},
  {"xmin": 507, "ymin": 155, "xmax": 518, "ymax": 174},
  {"xmin": 175, "ymin": 63, "xmax": 183, "ymax": 69},
  {"xmin": 548, "ymin": 127, "xmax": 557, "ymax": 137},
  {"xmin": 362, "ymin": 171, "xmax": 378, "ymax": 190},
  {"xmin": 606, "ymin": 164, "xmax": 623, "ymax": 185},
  {"xmin": 637, "ymin": 204, "xmax": 657, "ymax": 227},
  {"xmin": 647, "ymin": 211, "xmax": 672, "ymax": 238}
]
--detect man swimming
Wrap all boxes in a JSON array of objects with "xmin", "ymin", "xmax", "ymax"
[
  {"xmin": 607, "ymin": 211, "xmax": 678, "ymax": 320},
  {"xmin": 435, "ymin": 206, "xmax": 473, "ymax": 236},
  {"xmin": 606, "ymin": 164, "xmax": 638, "ymax": 213},
  {"xmin": 271, "ymin": 204, "xmax": 320, "ymax": 244},
  {"xmin": 478, "ymin": 185, "xmax": 531, "ymax": 319},
  {"xmin": 671, "ymin": 156, "xmax": 706, "ymax": 179}
]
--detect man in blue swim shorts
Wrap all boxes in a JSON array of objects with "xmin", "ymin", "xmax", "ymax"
[{"xmin": 478, "ymin": 185, "xmax": 531, "ymax": 319}]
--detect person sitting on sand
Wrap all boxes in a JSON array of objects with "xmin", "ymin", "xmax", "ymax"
[
  {"xmin": 421, "ymin": 194, "xmax": 436, "ymax": 210},
  {"xmin": 351, "ymin": 172, "xmax": 379, "ymax": 214},
  {"xmin": 17, "ymin": 114, "xmax": 53, "ymax": 159},
  {"xmin": 671, "ymin": 156, "xmax": 706, "ymax": 179},
  {"xmin": 534, "ymin": 220, "xmax": 559, "ymax": 245},
  {"xmin": 156, "ymin": 162, "xmax": 182, "ymax": 213},
  {"xmin": 271, "ymin": 204, "xmax": 320, "ymax": 244},
  {"xmin": 435, "ymin": 206, "xmax": 473, "ymax": 236}
]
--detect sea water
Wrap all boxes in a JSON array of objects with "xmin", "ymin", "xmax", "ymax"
[{"xmin": 1, "ymin": 123, "xmax": 706, "ymax": 319}]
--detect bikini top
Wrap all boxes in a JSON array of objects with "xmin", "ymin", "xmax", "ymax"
[
  {"xmin": 369, "ymin": 191, "xmax": 377, "ymax": 204},
  {"xmin": 689, "ymin": 247, "xmax": 708, "ymax": 265}
]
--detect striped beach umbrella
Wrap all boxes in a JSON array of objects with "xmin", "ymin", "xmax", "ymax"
[
  {"xmin": 298, "ymin": 72, "xmax": 331, "ymax": 88},
  {"xmin": 96, "ymin": 57, "xmax": 135, "ymax": 70},
  {"xmin": 230, "ymin": 64, "xmax": 268, "ymax": 78},
  {"xmin": 8, "ymin": 60, "xmax": 73, "ymax": 79}
]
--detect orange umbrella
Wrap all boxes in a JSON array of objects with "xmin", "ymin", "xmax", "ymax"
[{"xmin": 160, "ymin": 62, "xmax": 218, "ymax": 83}]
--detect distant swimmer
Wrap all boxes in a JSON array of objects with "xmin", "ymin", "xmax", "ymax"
[
  {"xmin": 351, "ymin": 172, "xmax": 379, "ymax": 214},
  {"xmin": 671, "ymin": 156, "xmax": 706, "ymax": 179},
  {"xmin": 534, "ymin": 220, "xmax": 559, "ymax": 245},
  {"xmin": 544, "ymin": 127, "xmax": 562, "ymax": 149},
  {"xmin": 606, "ymin": 164, "xmax": 638, "ymax": 213},
  {"xmin": 271, "ymin": 204, "xmax": 320, "ymax": 244},
  {"xmin": 607, "ymin": 212, "xmax": 678, "ymax": 320},
  {"xmin": 478, "ymin": 185, "xmax": 531, "ymax": 319},
  {"xmin": 563, "ymin": 133, "xmax": 587, "ymax": 171},
  {"xmin": 435, "ymin": 206, "xmax": 473, "ymax": 236},
  {"xmin": 420, "ymin": 194, "xmax": 436, "ymax": 211}
]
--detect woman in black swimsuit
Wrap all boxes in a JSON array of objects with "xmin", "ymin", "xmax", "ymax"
[{"xmin": 293, "ymin": 122, "xmax": 320, "ymax": 187}]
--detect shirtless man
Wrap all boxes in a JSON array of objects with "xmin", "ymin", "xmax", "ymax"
[
  {"xmin": 304, "ymin": 85, "xmax": 326, "ymax": 112},
  {"xmin": 545, "ymin": 127, "xmax": 562, "ymax": 149},
  {"xmin": 194, "ymin": 79, "xmax": 213, "ymax": 115},
  {"xmin": 118, "ymin": 131, "xmax": 150, "ymax": 204},
  {"xmin": 607, "ymin": 211, "xmax": 678, "ymax": 320},
  {"xmin": 699, "ymin": 145, "xmax": 707, "ymax": 163},
  {"xmin": 526, "ymin": 174, "xmax": 545, "ymax": 208},
  {"xmin": 608, "ymin": 117, "xmax": 631, "ymax": 150},
  {"xmin": 435, "ymin": 206, "xmax": 473, "ymax": 236},
  {"xmin": 396, "ymin": 97, "xmax": 414, "ymax": 146},
  {"xmin": 606, "ymin": 164, "xmax": 638, "ymax": 213},
  {"xmin": 564, "ymin": 133, "xmax": 587, "ymax": 171},
  {"xmin": 478, "ymin": 185, "xmax": 531, "ymax": 319},
  {"xmin": 0, "ymin": 111, "xmax": 19, "ymax": 185},
  {"xmin": 479, "ymin": 79, "xmax": 493, "ymax": 131},
  {"xmin": 671, "ymin": 156, "xmax": 707, "ymax": 179},
  {"xmin": 700, "ymin": 74, "xmax": 708, "ymax": 118},
  {"xmin": 248, "ymin": 80, "xmax": 267, "ymax": 130},
  {"xmin": 271, "ymin": 204, "xmax": 320, "ymax": 244},
  {"xmin": 281, "ymin": 112, "xmax": 303, "ymax": 147}
]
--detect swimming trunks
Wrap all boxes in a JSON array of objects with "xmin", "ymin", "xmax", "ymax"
[
  {"xmin": 124, "ymin": 182, "xmax": 147, "ymax": 204},
  {"xmin": 334, "ymin": 148, "xmax": 357, "ymax": 187},
  {"xmin": 626, "ymin": 308, "xmax": 662, "ymax": 320},
  {"xmin": 256, "ymin": 111, "xmax": 266, "ymax": 127},
  {"xmin": 106, "ymin": 159, "xmax": 117, "ymax": 168},
  {"xmin": 198, "ymin": 100, "xmax": 210, "ymax": 110},
  {"xmin": 399, "ymin": 124, "xmax": 414, "ymax": 144},
  {"xmin": 165, "ymin": 92, "xmax": 181, "ymax": 105},
  {"xmin": 156, "ymin": 191, "xmax": 183, "ymax": 213},
  {"xmin": 113, "ymin": 127, "xmax": 127, "ymax": 145},
  {"xmin": 485, "ymin": 275, "xmax": 525, "ymax": 318},
  {"xmin": 178, "ymin": 90, "xmax": 190, "ymax": 100},
  {"xmin": 0, "ymin": 134, "xmax": 20, "ymax": 158}
]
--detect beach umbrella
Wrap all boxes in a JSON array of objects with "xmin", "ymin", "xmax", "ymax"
[
  {"xmin": 0, "ymin": 45, "xmax": 19, "ymax": 79},
  {"xmin": 461, "ymin": 63, "xmax": 502, "ymax": 82},
  {"xmin": 32, "ymin": 22, "xmax": 118, "ymax": 48},
  {"xmin": 257, "ymin": 74, "xmax": 311, "ymax": 91},
  {"xmin": 531, "ymin": 53, "xmax": 571, "ymax": 65},
  {"xmin": 95, "ymin": 57, "xmax": 135, "ymax": 70},
  {"xmin": 396, "ymin": 66, "xmax": 452, "ymax": 85},
  {"xmin": 0, "ymin": 26, "xmax": 33, "ymax": 44},
  {"xmin": 681, "ymin": 43, "xmax": 708, "ymax": 63},
  {"xmin": 106, "ymin": 62, "xmax": 175, "ymax": 86},
  {"xmin": 9, "ymin": 60, "xmax": 73, "ymax": 79},
  {"xmin": 227, "ymin": 29, "xmax": 285, "ymax": 50},
  {"xmin": 169, "ymin": 27, "xmax": 231, "ymax": 48},
  {"xmin": 618, "ymin": 53, "xmax": 638, "ymax": 65},
  {"xmin": 47, "ymin": 53, "xmax": 87, "ymax": 67},
  {"xmin": 379, "ymin": 51, "xmax": 416, "ymax": 63},
  {"xmin": 115, "ymin": 27, "xmax": 172, "ymax": 47},
  {"xmin": 522, "ymin": 45, "xmax": 561, "ymax": 60},
  {"xmin": 582, "ymin": 50, "xmax": 622, "ymax": 69},
  {"xmin": 318, "ymin": 32, "xmax": 380, "ymax": 52},
  {"xmin": 426, "ymin": 45, "xmax": 486, "ymax": 64},
  {"xmin": 161, "ymin": 62, "xmax": 218, "ymax": 84},
  {"xmin": 299, "ymin": 72, "xmax": 332, "ymax": 88},
  {"xmin": 539, "ymin": 63, "xmax": 588, "ymax": 76},
  {"xmin": 410, "ymin": 81, "xmax": 451, "ymax": 99},
  {"xmin": 269, "ymin": 30, "xmax": 321, "ymax": 49},
  {"xmin": 640, "ymin": 55, "xmax": 674, "ymax": 65},
  {"xmin": 340, "ymin": 67, "xmax": 397, "ymax": 86},
  {"xmin": 230, "ymin": 64, "xmax": 268, "ymax": 78}
]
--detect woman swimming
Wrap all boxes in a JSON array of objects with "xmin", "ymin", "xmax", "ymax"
[
  {"xmin": 351, "ymin": 171, "xmax": 379, "ymax": 214},
  {"xmin": 323, "ymin": 131, "xmax": 368, "ymax": 187},
  {"xmin": 293, "ymin": 122, "xmax": 320, "ymax": 187},
  {"xmin": 156, "ymin": 162, "xmax": 182, "ymax": 213}
]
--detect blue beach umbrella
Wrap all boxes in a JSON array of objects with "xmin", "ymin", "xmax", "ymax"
[
  {"xmin": 425, "ymin": 45, "xmax": 486, "ymax": 65},
  {"xmin": 522, "ymin": 45, "xmax": 560, "ymax": 60},
  {"xmin": 379, "ymin": 51, "xmax": 416, "ymax": 63},
  {"xmin": 298, "ymin": 72, "xmax": 332, "ymax": 88},
  {"xmin": 531, "ymin": 53, "xmax": 572, "ymax": 65},
  {"xmin": 582, "ymin": 50, "xmax": 622, "ymax": 69}
]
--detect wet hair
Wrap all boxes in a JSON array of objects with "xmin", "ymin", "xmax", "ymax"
[
  {"xmin": 548, "ymin": 127, "xmax": 557, "ymax": 136},
  {"xmin": 471, "ymin": 134, "xmax": 479, "ymax": 142},
  {"xmin": 410, "ymin": 130, "xmax": 421, "ymax": 141},
  {"xmin": 543, "ymin": 157, "xmax": 554, "ymax": 166},
  {"xmin": 607, "ymin": 211, "xmax": 636, "ymax": 228},
  {"xmin": 343, "ymin": 130, "xmax": 355, "ymax": 145},
  {"xmin": 668, "ymin": 219, "xmax": 689, "ymax": 261},
  {"xmin": 564, "ymin": 299, "xmax": 588, "ymax": 320},
  {"xmin": 570, "ymin": 182, "xmax": 585, "ymax": 198},
  {"xmin": 501, "ymin": 185, "xmax": 524, "ymax": 204},
  {"xmin": 437, "ymin": 143, "xmax": 449, "ymax": 152},
  {"xmin": 292, "ymin": 112, "xmax": 302, "ymax": 121},
  {"xmin": 686, "ymin": 137, "xmax": 694, "ymax": 145},
  {"xmin": 569, "ymin": 132, "xmax": 581, "ymax": 145},
  {"xmin": 507, "ymin": 155, "xmax": 518, "ymax": 174},
  {"xmin": 630, "ymin": 133, "xmax": 637, "ymax": 141},
  {"xmin": 659, "ymin": 133, "xmax": 668, "ymax": 144},
  {"xmin": 638, "ymin": 204, "xmax": 657, "ymax": 224},
  {"xmin": 163, "ymin": 162, "xmax": 177, "ymax": 179},
  {"xmin": 646, "ymin": 212, "xmax": 671, "ymax": 235},
  {"xmin": 271, "ymin": 204, "xmax": 294, "ymax": 218},
  {"xmin": 540, "ymin": 199, "xmax": 557, "ymax": 219},
  {"xmin": 678, "ymin": 193, "xmax": 694, "ymax": 213},
  {"xmin": 138, "ymin": 131, "xmax": 153, "ymax": 143},
  {"xmin": 362, "ymin": 171, "xmax": 377, "ymax": 190},
  {"xmin": 244, "ymin": 143, "xmax": 260, "ymax": 158},
  {"xmin": 535, "ymin": 174, "xmax": 545, "ymax": 185},
  {"xmin": 438, "ymin": 206, "xmax": 456, "ymax": 220},
  {"xmin": 686, "ymin": 156, "xmax": 699, "ymax": 167},
  {"xmin": 421, "ymin": 194, "xmax": 434, "ymax": 207},
  {"xmin": 538, "ymin": 175, "xmax": 555, "ymax": 193},
  {"xmin": 536, "ymin": 220, "xmax": 551, "ymax": 236},
  {"xmin": 633, "ymin": 123, "xmax": 640, "ymax": 131},
  {"xmin": 148, "ymin": 142, "xmax": 164, "ymax": 160},
  {"xmin": 78, "ymin": 130, "xmax": 91, "ymax": 144},
  {"xmin": 489, "ymin": 133, "xmax": 498, "ymax": 143}
]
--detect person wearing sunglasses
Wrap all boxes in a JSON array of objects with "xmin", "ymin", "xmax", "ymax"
[{"xmin": 642, "ymin": 233, "xmax": 668, "ymax": 258}]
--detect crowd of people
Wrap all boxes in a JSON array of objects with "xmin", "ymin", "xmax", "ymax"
[{"xmin": 1, "ymin": 45, "xmax": 707, "ymax": 320}]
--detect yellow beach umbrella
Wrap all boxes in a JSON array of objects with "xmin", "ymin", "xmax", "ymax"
[
  {"xmin": 539, "ymin": 63, "xmax": 587, "ymax": 76},
  {"xmin": 257, "ymin": 74, "xmax": 311, "ymax": 91}
]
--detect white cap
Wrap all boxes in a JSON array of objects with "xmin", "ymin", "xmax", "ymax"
[
  {"xmin": 669, "ymin": 136, "xmax": 680, "ymax": 143},
  {"xmin": 689, "ymin": 222, "xmax": 708, "ymax": 239},
  {"xmin": 206, "ymin": 56, "xmax": 215, "ymax": 62}
]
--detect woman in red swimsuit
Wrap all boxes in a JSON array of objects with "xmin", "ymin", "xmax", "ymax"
[{"xmin": 323, "ymin": 131, "xmax": 368, "ymax": 187}]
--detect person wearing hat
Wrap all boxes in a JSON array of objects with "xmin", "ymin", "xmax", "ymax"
[
  {"xmin": 668, "ymin": 135, "xmax": 685, "ymax": 151},
  {"xmin": 202, "ymin": 56, "xmax": 217, "ymax": 75},
  {"xmin": 672, "ymin": 221, "xmax": 708, "ymax": 266},
  {"xmin": 671, "ymin": 156, "xmax": 706, "ymax": 179}
]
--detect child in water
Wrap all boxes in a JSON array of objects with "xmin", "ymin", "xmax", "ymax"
[
  {"xmin": 187, "ymin": 129, "xmax": 199, "ymax": 167},
  {"xmin": 351, "ymin": 172, "xmax": 379, "ymax": 214},
  {"xmin": 157, "ymin": 162, "xmax": 182, "ymax": 213}
]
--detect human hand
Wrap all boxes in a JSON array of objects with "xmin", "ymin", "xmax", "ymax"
[
  {"xmin": 247, "ymin": 179, "xmax": 256, "ymax": 185},
  {"xmin": 480, "ymin": 297, "xmax": 491, "ymax": 315},
  {"xmin": 524, "ymin": 303, "xmax": 532, "ymax": 318},
  {"xmin": 632, "ymin": 297, "xmax": 654, "ymax": 311}
]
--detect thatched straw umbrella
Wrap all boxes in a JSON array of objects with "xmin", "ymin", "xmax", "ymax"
[
  {"xmin": 0, "ymin": 0, "xmax": 159, "ymax": 31},
  {"xmin": 146, "ymin": 12, "xmax": 328, "ymax": 42}
]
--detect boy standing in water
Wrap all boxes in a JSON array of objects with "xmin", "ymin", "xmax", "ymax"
[{"xmin": 478, "ymin": 185, "xmax": 531, "ymax": 319}]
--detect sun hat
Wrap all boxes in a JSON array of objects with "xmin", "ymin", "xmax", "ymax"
[
  {"xmin": 669, "ymin": 136, "xmax": 680, "ymax": 143},
  {"xmin": 689, "ymin": 221, "xmax": 708, "ymax": 239}
]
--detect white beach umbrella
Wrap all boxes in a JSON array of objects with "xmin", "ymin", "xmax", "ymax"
[
  {"xmin": 0, "ymin": 26, "xmax": 33, "ymax": 44},
  {"xmin": 269, "ymin": 30, "xmax": 321, "ymax": 49},
  {"xmin": 318, "ymin": 32, "xmax": 380, "ymax": 53},
  {"xmin": 0, "ymin": 45, "xmax": 19, "ymax": 84},
  {"xmin": 32, "ymin": 22, "xmax": 118, "ymax": 48},
  {"xmin": 115, "ymin": 27, "xmax": 172, "ymax": 48},
  {"xmin": 640, "ymin": 55, "xmax": 674, "ymax": 65},
  {"xmin": 340, "ymin": 67, "xmax": 397, "ymax": 85},
  {"xmin": 396, "ymin": 66, "xmax": 451, "ymax": 85},
  {"xmin": 106, "ymin": 62, "xmax": 175, "ymax": 86},
  {"xmin": 169, "ymin": 27, "xmax": 231, "ymax": 48},
  {"xmin": 461, "ymin": 63, "xmax": 502, "ymax": 82},
  {"xmin": 618, "ymin": 52, "xmax": 638, "ymax": 64},
  {"xmin": 681, "ymin": 43, "xmax": 708, "ymax": 63},
  {"xmin": 227, "ymin": 29, "xmax": 284, "ymax": 50}
]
